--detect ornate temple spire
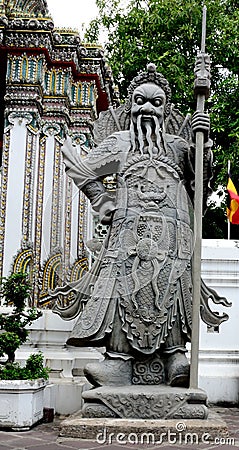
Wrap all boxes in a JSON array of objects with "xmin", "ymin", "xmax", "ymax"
[{"xmin": 3, "ymin": 0, "xmax": 50, "ymax": 17}]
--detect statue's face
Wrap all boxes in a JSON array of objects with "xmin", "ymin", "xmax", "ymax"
[{"xmin": 131, "ymin": 83, "xmax": 166, "ymax": 126}]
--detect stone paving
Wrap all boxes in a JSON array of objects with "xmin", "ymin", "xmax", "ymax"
[{"xmin": 0, "ymin": 407, "xmax": 238, "ymax": 450}]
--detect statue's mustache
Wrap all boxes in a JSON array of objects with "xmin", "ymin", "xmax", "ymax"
[
  {"xmin": 137, "ymin": 112, "xmax": 158, "ymax": 118},
  {"xmin": 129, "ymin": 114, "xmax": 163, "ymax": 159}
]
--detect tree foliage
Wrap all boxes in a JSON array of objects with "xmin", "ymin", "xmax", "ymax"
[
  {"xmin": 0, "ymin": 272, "xmax": 49, "ymax": 380},
  {"xmin": 85, "ymin": 0, "xmax": 239, "ymax": 237},
  {"xmin": 0, "ymin": 272, "xmax": 41, "ymax": 364}
]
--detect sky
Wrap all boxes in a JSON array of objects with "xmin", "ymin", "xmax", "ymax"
[{"xmin": 47, "ymin": 0, "xmax": 99, "ymax": 35}]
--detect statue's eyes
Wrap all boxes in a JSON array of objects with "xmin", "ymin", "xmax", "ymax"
[
  {"xmin": 154, "ymin": 98, "xmax": 163, "ymax": 107},
  {"xmin": 135, "ymin": 96, "xmax": 144, "ymax": 105}
]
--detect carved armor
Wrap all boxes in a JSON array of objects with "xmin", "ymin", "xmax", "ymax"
[{"xmin": 58, "ymin": 130, "xmax": 193, "ymax": 355}]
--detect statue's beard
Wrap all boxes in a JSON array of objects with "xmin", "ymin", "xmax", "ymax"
[{"xmin": 130, "ymin": 114, "xmax": 164, "ymax": 158}]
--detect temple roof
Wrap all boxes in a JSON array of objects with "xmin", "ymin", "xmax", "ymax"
[{"xmin": 3, "ymin": 0, "xmax": 50, "ymax": 17}]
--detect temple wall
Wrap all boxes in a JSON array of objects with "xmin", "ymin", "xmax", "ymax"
[
  {"xmin": 0, "ymin": 11, "xmax": 115, "ymax": 306},
  {"xmin": 0, "ymin": 112, "xmax": 92, "ymax": 305},
  {"xmin": 3, "ymin": 120, "xmax": 26, "ymax": 273},
  {"xmin": 199, "ymin": 239, "xmax": 239, "ymax": 404}
]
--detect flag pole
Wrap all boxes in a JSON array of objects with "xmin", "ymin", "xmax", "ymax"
[
  {"xmin": 227, "ymin": 160, "xmax": 231, "ymax": 240},
  {"xmin": 190, "ymin": 5, "xmax": 211, "ymax": 389}
]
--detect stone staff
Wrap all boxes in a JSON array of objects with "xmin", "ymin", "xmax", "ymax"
[{"xmin": 190, "ymin": 5, "xmax": 211, "ymax": 388}]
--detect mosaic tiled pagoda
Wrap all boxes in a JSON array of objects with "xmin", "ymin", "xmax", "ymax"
[{"xmin": 0, "ymin": 0, "xmax": 115, "ymax": 306}]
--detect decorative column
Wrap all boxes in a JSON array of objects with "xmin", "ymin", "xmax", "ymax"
[
  {"xmin": 63, "ymin": 176, "xmax": 73, "ymax": 283},
  {"xmin": 32, "ymin": 134, "xmax": 46, "ymax": 305},
  {"xmin": 22, "ymin": 124, "xmax": 38, "ymax": 246},
  {"xmin": 50, "ymin": 138, "xmax": 62, "ymax": 252}
]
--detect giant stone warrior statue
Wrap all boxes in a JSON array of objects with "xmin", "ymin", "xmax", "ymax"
[{"xmin": 53, "ymin": 64, "xmax": 230, "ymax": 419}]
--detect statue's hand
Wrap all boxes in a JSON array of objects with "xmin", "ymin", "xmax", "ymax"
[
  {"xmin": 99, "ymin": 200, "xmax": 116, "ymax": 225},
  {"xmin": 91, "ymin": 192, "xmax": 116, "ymax": 225},
  {"xmin": 191, "ymin": 111, "xmax": 210, "ymax": 141}
]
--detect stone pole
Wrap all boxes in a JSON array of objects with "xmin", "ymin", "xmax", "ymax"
[{"xmin": 190, "ymin": 5, "xmax": 211, "ymax": 388}]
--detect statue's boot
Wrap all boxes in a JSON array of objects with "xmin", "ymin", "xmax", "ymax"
[
  {"xmin": 84, "ymin": 356, "xmax": 133, "ymax": 387},
  {"xmin": 164, "ymin": 351, "xmax": 190, "ymax": 387}
]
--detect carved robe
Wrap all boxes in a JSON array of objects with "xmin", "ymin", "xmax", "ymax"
[{"xmin": 60, "ymin": 130, "xmax": 197, "ymax": 355}]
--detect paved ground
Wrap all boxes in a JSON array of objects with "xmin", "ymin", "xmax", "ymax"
[{"xmin": 0, "ymin": 407, "xmax": 238, "ymax": 450}]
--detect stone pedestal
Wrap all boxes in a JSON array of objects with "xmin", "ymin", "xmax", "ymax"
[
  {"xmin": 59, "ymin": 412, "xmax": 228, "ymax": 444},
  {"xmin": 59, "ymin": 382, "xmax": 226, "ymax": 446},
  {"xmin": 82, "ymin": 386, "xmax": 208, "ymax": 419}
]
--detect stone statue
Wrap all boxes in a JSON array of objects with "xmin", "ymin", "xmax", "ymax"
[{"xmin": 52, "ymin": 64, "xmax": 230, "ymax": 419}]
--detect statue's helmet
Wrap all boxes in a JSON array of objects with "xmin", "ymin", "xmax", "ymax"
[{"xmin": 124, "ymin": 63, "xmax": 172, "ymax": 117}]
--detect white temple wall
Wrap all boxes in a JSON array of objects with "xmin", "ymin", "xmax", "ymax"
[
  {"xmin": 3, "ymin": 119, "xmax": 27, "ymax": 276},
  {"xmin": 60, "ymin": 166, "xmax": 67, "ymax": 254},
  {"xmin": 41, "ymin": 134, "xmax": 55, "ymax": 262},
  {"xmin": 0, "ymin": 112, "xmax": 92, "ymax": 303},
  {"xmin": 70, "ymin": 183, "xmax": 80, "ymax": 263},
  {"xmin": 199, "ymin": 239, "xmax": 239, "ymax": 403},
  {"xmin": 201, "ymin": 240, "xmax": 239, "ymax": 351}
]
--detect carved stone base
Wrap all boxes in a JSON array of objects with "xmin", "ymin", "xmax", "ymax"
[
  {"xmin": 59, "ymin": 412, "xmax": 228, "ymax": 442},
  {"xmin": 82, "ymin": 385, "xmax": 208, "ymax": 419}
]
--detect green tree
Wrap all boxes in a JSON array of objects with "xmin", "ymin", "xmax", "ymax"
[
  {"xmin": 0, "ymin": 272, "xmax": 49, "ymax": 380},
  {"xmin": 0, "ymin": 272, "xmax": 41, "ymax": 364},
  {"xmin": 85, "ymin": 0, "xmax": 239, "ymax": 238}
]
